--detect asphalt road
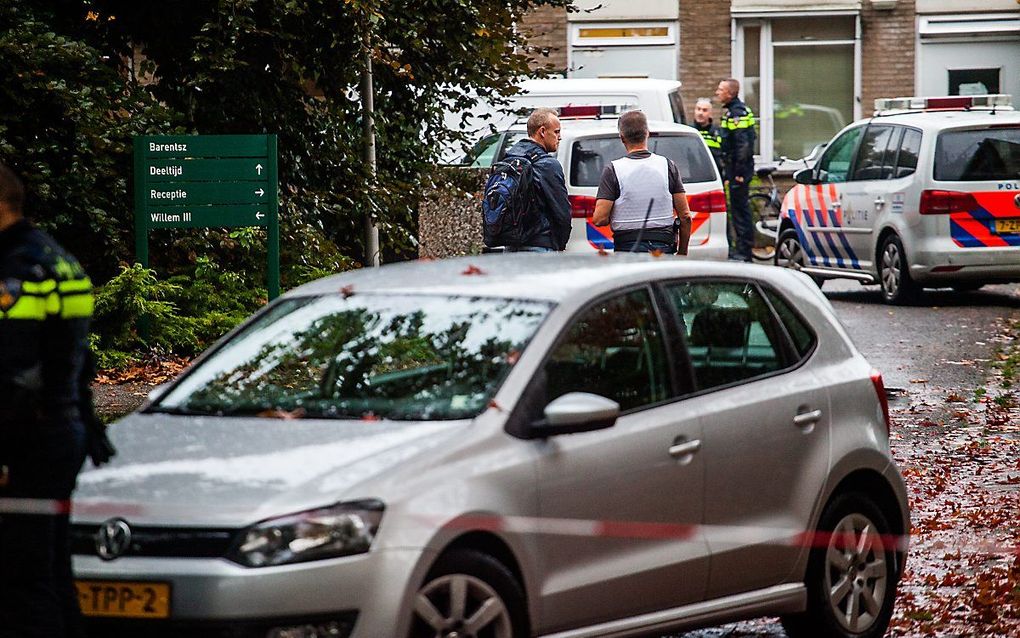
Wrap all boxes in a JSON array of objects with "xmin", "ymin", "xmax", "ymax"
[{"xmin": 668, "ymin": 279, "xmax": 1020, "ymax": 638}]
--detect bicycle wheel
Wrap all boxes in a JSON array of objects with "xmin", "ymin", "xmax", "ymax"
[{"xmin": 750, "ymin": 193, "xmax": 780, "ymax": 262}]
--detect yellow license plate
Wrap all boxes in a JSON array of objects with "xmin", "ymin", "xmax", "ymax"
[
  {"xmin": 995, "ymin": 218, "xmax": 1020, "ymax": 234},
  {"xmin": 75, "ymin": 580, "xmax": 170, "ymax": 618}
]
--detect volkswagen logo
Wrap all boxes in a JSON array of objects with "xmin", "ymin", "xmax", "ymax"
[{"xmin": 95, "ymin": 518, "xmax": 132, "ymax": 560}]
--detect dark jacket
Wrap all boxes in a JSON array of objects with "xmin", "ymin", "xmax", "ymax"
[
  {"xmin": 503, "ymin": 138, "xmax": 571, "ymax": 250},
  {"xmin": 693, "ymin": 119, "xmax": 725, "ymax": 181},
  {"xmin": 721, "ymin": 97, "xmax": 757, "ymax": 181},
  {"xmin": 0, "ymin": 219, "xmax": 93, "ymax": 431}
]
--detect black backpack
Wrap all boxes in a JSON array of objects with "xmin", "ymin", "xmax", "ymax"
[{"xmin": 482, "ymin": 150, "xmax": 543, "ymax": 248}]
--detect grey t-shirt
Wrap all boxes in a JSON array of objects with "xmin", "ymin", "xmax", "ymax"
[{"xmin": 596, "ymin": 149, "xmax": 685, "ymax": 201}]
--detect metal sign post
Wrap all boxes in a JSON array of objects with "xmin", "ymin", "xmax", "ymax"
[{"xmin": 133, "ymin": 134, "xmax": 280, "ymax": 299}]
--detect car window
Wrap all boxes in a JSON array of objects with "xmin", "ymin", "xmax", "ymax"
[
  {"xmin": 852, "ymin": 125, "xmax": 897, "ymax": 181},
  {"xmin": 665, "ymin": 282, "xmax": 786, "ymax": 391},
  {"xmin": 669, "ymin": 91, "xmax": 687, "ymax": 124},
  {"xmin": 544, "ymin": 288, "xmax": 670, "ymax": 411},
  {"xmin": 570, "ymin": 134, "xmax": 717, "ymax": 187},
  {"xmin": 934, "ymin": 126, "xmax": 1020, "ymax": 181},
  {"xmin": 463, "ymin": 133, "xmax": 503, "ymax": 168},
  {"xmin": 816, "ymin": 126, "xmax": 864, "ymax": 183},
  {"xmin": 894, "ymin": 128, "xmax": 921, "ymax": 178},
  {"xmin": 763, "ymin": 288, "xmax": 816, "ymax": 359},
  {"xmin": 153, "ymin": 294, "xmax": 551, "ymax": 421}
]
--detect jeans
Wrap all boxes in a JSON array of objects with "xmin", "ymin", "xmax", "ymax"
[
  {"xmin": 728, "ymin": 181, "xmax": 754, "ymax": 261},
  {"xmin": 614, "ymin": 238, "xmax": 676, "ymax": 253}
]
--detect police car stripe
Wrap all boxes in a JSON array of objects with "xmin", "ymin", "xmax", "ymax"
[
  {"xmin": 790, "ymin": 190, "xmax": 816, "ymax": 264},
  {"xmin": 810, "ymin": 187, "xmax": 846, "ymax": 268},
  {"xmin": 828, "ymin": 207, "xmax": 862, "ymax": 269},
  {"xmin": 801, "ymin": 189, "xmax": 832, "ymax": 267},
  {"xmin": 586, "ymin": 221, "xmax": 614, "ymax": 250}
]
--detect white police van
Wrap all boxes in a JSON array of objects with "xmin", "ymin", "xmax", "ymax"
[{"xmin": 775, "ymin": 94, "xmax": 1020, "ymax": 303}]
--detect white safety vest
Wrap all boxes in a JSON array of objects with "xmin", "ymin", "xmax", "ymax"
[{"xmin": 610, "ymin": 153, "xmax": 674, "ymax": 232}]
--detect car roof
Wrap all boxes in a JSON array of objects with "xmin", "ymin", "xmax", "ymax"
[
  {"xmin": 517, "ymin": 78, "xmax": 682, "ymax": 94},
  {"xmin": 287, "ymin": 254, "xmax": 815, "ymax": 306},
  {"xmin": 508, "ymin": 119, "xmax": 699, "ymax": 137},
  {"xmin": 865, "ymin": 108, "xmax": 1020, "ymax": 132}
]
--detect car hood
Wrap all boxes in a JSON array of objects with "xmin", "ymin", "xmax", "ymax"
[{"xmin": 73, "ymin": 413, "xmax": 467, "ymax": 527}]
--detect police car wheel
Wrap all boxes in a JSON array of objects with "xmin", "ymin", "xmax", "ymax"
[
  {"xmin": 776, "ymin": 229, "xmax": 822, "ymax": 287},
  {"xmin": 781, "ymin": 492, "xmax": 899, "ymax": 638},
  {"xmin": 878, "ymin": 235, "xmax": 919, "ymax": 305}
]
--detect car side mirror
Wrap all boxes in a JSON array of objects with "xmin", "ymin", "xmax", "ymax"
[
  {"xmin": 529, "ymin": 392, "xmax": 619, "ymax": 438},
  {"xmin": 793, "ymin": 168, "xmax": 816, "ymax": 185}
]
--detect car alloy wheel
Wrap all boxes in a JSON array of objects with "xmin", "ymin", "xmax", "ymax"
[
  {"xmin": 776, "ymin": 229, "xmax": 822, "ymax": 287},
  {"xmin": 879, "ymin": 234, "xmax": 918, "ymax": 304},
  {"xmin": 410, "ymin": 549, "xmax": 526, "ymax": 638},
  {"xmin": 824, "ymin": 513, "xmax": 889, "ymax": 633}
]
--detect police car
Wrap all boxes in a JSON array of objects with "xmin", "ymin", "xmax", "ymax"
[
  {"xmin": 468, "ymin": 111, "xmax": 729, "ymax": 259},
  {"xmin": 774, "ymin": 94, "xmax": 1020, "ymax": 303}
]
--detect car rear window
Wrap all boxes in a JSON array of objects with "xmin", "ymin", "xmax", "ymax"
[
  {"xmin": 934, "ymin": 126, "xmax": 1020, "ymax": 181},
  {"xmin": 570, "ymin": 134, "xmax": 717, "ymax": 187}
]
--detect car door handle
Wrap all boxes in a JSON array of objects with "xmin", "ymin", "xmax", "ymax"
[
  {"xmin": 793, "ymin": 409, "xmax": 823, "ymax": 427},
  {"xmin": 669, "ymin": 439, "xmax": 702, "ymax": 458},
  {"xmin": 874, "ymin": 197, "xmax": 885, "ymax": 208}
]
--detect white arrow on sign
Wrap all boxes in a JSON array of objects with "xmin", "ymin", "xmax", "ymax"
[
  {"xmin": 255, "ymin": 163, "xmax": 263, "ymax": 175},
  {"xmin": 255, "ymin": 212, "xmax": 265, "ymax": 220},
  {"xmin": 255, "ymin": 188, "xmax": 265, "ymax": 197}
]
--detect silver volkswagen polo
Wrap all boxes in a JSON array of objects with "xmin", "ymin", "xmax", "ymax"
[{"xmin": 72, "ymin": 255, "xmax": 909, "ymax": 638}]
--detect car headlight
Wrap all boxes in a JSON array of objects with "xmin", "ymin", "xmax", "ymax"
[{"xmin": 228, "ymin": 500, "xmax": 384, "ymax": 568}]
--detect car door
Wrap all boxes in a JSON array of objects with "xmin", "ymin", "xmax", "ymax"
[
  {"xmin": 787, "ymin": 125, "xmax": 865, "ymax": 270},
  {"xmin": 660, "ymin": 280, "xmax": 831, "ymax": 600},
  {"xmin": 534, "ymin": 286, "xmax": 708, "ymax": 632},
  {"xmin": 841, "ymin": 124, "xmax": 902, "ymax": 273}
]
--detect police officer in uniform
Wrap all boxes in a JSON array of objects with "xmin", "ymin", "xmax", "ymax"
[
  {"xmin": 0, "ymin": 162, "xmax": 95, "ymax": 638},
  {"xmin": 692, "ymin": 97, "xmax": 725, "ymax": 180},
  {"xmin": 715, "ymin": 78, "xmax": 758, "ymax": 262}
]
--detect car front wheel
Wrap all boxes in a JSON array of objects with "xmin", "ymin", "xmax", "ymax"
[
  {"xmin": 776, "ymin": 229, "xmax": 822, "ymax": 287},
  {"xmin": 410, "ymin": 549, "xmax": 528, "ymax": 638},
  {"xmin": 878, "ymin": 234, "xmax": 918, "ymax": 304},
  {"xmin": 782, "ymin": 492, "xmax": 899, "ymax": 638}
]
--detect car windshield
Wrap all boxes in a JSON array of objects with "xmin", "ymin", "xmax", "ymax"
[
  {"xmin": 570, "ymin": 133, "xmax": 717, "ymax": 187},
  {"xmin": 934, "ymin": 126, "xmax": 1020, "ymax": 181},
  {"xmin": 151, "ymin": 294, "xmax": 551, "ymax": 421}
]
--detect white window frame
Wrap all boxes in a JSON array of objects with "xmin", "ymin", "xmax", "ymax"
[
  {"xmin": 732, "ymin": 12, "xmax": 862, "ymax": 165},
  {"xmin": 568, "ymin": 21, "xmax": 679, "ymax": 80}
]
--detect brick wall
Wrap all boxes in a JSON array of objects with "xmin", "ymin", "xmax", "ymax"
[
  {"xmin": 679, "ymin": 2, "xmax": 732, "ymax": 121},
  {"xmin": 520, "ymin": 6, "xmax": 569, "ymax": 73},
  {"xmin": 861, "ymin": 0, "xmax": 916, "ymax": 114}
]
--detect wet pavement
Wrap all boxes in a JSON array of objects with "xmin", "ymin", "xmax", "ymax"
[{"xmin": 669, "ymin": 280, "xmax": 1020, "ymax": 638}]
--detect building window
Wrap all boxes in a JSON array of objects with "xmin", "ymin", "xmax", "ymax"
[
  {"xmin": 569, "ymin": 21, "xmax": 678, "ymax": 80},
  {"xmin": 734, "ymin": 15, "xmax": 860, "ymax": 163}
]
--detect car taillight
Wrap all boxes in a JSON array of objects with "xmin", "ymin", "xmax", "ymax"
[
  {"xmin": 569, "ymin": 194, "xmax": 596, "ymax": 219},
  {"xmin": 870, "ymin": 369, "xmax": 891, "ymax": 437},
  {"xmin": 687, "ymin": 189, "xmax": 727, "ymax": 213},
  {"xmin": 919, "ymin": 190, "xmax": 978, "ymax": 215}
]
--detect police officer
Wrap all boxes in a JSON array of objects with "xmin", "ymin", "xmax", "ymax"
[
  {"xmin": 715, "ymin": 78, "xmax": 758, "ymax": 262},
  {"xmin": 592, "ymin": 110, "xmax": 692, "ymax": 254},
  {"xmin": 0, "ymin": 161, "xmax": 94, "ymax": 638},
  {"xmin": 692, "ymin": 97, "xmax": 725, "ymax": 180}
]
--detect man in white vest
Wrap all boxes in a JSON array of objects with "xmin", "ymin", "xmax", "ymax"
[{"xmin": 592, "ymin": 110, "xmax": 692, "ymax": 254}]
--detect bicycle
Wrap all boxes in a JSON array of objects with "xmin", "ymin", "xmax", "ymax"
[{"xmin": 749, "ymin": 165, "xmax": 782, "ymax": 262}]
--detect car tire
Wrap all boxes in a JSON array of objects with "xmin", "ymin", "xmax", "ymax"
[
  {"xmin": 878, "ymin": 234, "xmax": 919, "ymax": 305},
  {"xmin": 775, "ymin": 228, "xmax": 823, "ymax": 287},
  {"xmin": 781, "ymin": 492, "xmax": 899, "ymax": 638},
  {"xmin": 409, "ymin": 549, "xmax": 528, "ymax": 638}
]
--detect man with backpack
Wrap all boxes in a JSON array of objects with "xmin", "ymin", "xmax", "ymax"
[{"xmin": 482, "ymin": 108, "xmax": 570, "ymax": 252}]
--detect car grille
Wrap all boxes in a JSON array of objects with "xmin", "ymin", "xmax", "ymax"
[{"xmin": 71, "ymin": 524, "xmax": 237, "ymax": 558}]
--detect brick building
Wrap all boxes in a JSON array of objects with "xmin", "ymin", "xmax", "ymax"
[{"xmin": 522, "ymin": 0, "xmax": 1020, "ymax": 165}]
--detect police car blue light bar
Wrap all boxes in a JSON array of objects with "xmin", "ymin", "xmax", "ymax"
[{"xmin": 874, "ymin": 94, "xmax": 1013, "ymax": 114}]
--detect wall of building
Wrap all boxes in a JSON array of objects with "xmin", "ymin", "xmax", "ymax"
[
  {"xmin": 521, "ymin": 5, "xmax": 569, "ymax": 73},
  {"xmin": 861, "ymin": 0, "xmax": 916, "ymax": 112},
  {"xmin": 678, "ymin": 2, "xmax": 731, "ymax": 120}
]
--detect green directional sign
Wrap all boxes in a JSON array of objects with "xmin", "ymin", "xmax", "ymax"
[{"xmin": 134, "ymin": 134, "xmax": 280, "ymax": 299}]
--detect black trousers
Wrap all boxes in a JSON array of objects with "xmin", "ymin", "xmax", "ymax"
[
  {"xmin": 0, "ymin": 421, "xmax": 87, "ymax": 638},
  {"xmin": 729, "ymin": 181, "xmax": 754, "ymax": 261}
]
